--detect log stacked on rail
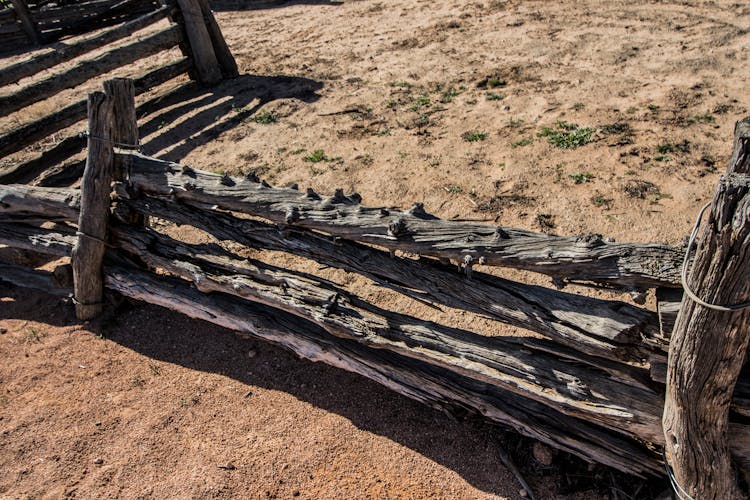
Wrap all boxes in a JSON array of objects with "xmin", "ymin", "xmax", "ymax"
[{"xmin": 3, "ymin": 173, "xmax": 750, "ymax": 476}]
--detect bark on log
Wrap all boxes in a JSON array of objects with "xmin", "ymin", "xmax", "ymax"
[
  {"xmin": 71, "ymin": 92, "xmax": 115, "ymax": 320},
  {"xmin": 124, "ymin": 154, "xmax": 684, "ymax": 289},
  {"xmin": 0, "ymin": 261, "xmax": 69, "ymax": 295},
  {"xmin": 117, "ymin": 193, "xmax": 663, "ymax": 369},
  {"xmin": 0, "ymin": 25, "xmax": 181, "ymax": 118},
  {"xmin": 100, "ymin": 264, "xmax": 663, "ymax": 475},
  {"xmin": 0, "ymin": 184, "xmax": 80, "ymax": 221},
  {"xmin": 175, "ymin": 0, "xmax": 222, "ymax": 86},
  {"xmin": 196, "ymin": 0, "xmax": 237, "ymax": 78},
  {"xmin": 0, "ymin": 5, "xmax": 171, "ymax": 88},
  {"xmin": 663, "ymin": 118, "xmax": 750, "ymax": 499},
  {"xmin": 112, "ymin": 222, "xmax": 665, "ymax": 443},
  {"xmin": 9, "ymin": 0, "xmax": 39, "ymax": 45},
  {"xmin": 656, "ymin": 287, "xmax": 682, "ymax": 338}
]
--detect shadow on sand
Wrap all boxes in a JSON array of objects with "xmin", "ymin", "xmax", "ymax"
[
  {"xmin": 210, "ymin": 0, "xmax": 343, "ymax": 12},
  {"xmin": 137, "ymin": 73, "xmax": 323, "ymax": 163}
]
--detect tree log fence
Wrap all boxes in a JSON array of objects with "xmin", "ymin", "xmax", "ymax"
[{"xmin": 2, "ymin": 79, "xmax": 750, "ymax": 496}]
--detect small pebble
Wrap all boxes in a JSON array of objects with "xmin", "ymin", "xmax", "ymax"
[
  {"xmin": 519, "ymin": 489, "xmax": 528, "ymax": 498},
  {"xmin": 247, "ymin": 350, "xmax": 257, "ymax": 358},
  {"xmin": 93, "ymin": 458, "xmax": 104, "ymax": 465},
  {"xmin": 532, "ymin": 442, "xmax": 554, "ymax": 466}
]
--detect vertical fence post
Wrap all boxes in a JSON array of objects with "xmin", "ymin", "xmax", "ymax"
[
  {"xmin": 104, "ymin": 78, "xmax": 137, "ymax": 182},
  {"xmin": 175, "ymin": 0, "xmax": 222, "ymax": 86},
  {"xmin": 71, "ymin": 91, "xmax": 115, "ymax": 320},
  {"xmin": 196, "ymin": 0, "xmax": 238, "ymax": 79},
  {"xmin": 663, "ymin": 118, "xmax": 750, "ymax": 499},
  {"xmin": 9, "ymin": 0, "xmax": 40, "ymax": 46}
]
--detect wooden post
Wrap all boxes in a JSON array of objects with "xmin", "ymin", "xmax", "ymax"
[
  {"xmin": 663, "ymin": 118, "xmax": 750, "ymax": 499},
  {"xmin": 103, "ymin": 78, "xmax": 138, "ymax": 181},
  {"xmin": 71, "ymin": 92, "xmax": 115, "ymax": 320},
  {"xmin": 196, "ymin": 0, "xmax": 238, "ymax": 79},
  {"xmin": 175, "ymin": 0, "xmax": 222, "ymax": 86},
  {"xmin": 10, "ymin": 0, "xmax": 40, "ymax": 46}
]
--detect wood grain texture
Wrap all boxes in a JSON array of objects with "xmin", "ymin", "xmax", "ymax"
[
  {"xmin": 196, "ymin": 0, "xmax": 237, "ymax": 78},
  {"xmin": 125, "ymin": 154, "xmax": 684, "ymax": 289},
  {"xmin": 663, "ymin": 119, "xmax": 750, "ymax": 499},
  {"xmin": 71, "ymin": 92, "xmax": 115, "ymax": 320},
  {"xmin": 0, "ymin": 25, "xmax": 181, "ymax": 118}
]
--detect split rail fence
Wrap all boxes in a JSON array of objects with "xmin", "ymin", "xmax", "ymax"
[
  {"xmin": 0, "ymin": 0, "xmax": 237, "ymax": 186},
  {"xmin": 1, "ymin": 79, "xmax": 749, "ymax": 498}
]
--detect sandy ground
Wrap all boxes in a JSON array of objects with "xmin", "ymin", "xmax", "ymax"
[{"xmin": 2, "ymin": 0, "xmax": 750, "ymax": 497}]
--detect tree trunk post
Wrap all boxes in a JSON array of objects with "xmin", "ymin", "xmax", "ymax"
[
  {"xmin": 10, "ymin": 0, "xmax": 40, "ymax": 46},
  {"xmin": 71, "ymin": 91, "xmax": 115, "ymax": 320},
  {"xmin": 196, "ymin": 0, "xmax": 238, "ymax": 79},
  {"xmin": 103, "ymin": 77, "xmax": 138, "ymax": 181},
  {"xmin": 663, "ymin": 117, "xmax": 750, "ymax": 499},
  {"xmin": 174, "ymin": 0, "xmax": 222, "ymax": 86}
]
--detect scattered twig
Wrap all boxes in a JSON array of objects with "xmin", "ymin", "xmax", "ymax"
[{"xmin": 494, "ymin": 437, "xmax": 537, "ymax": 500}]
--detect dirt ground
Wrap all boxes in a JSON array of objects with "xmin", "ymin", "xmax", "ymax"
[{"xmin": 2, "ymin": 0, "xmax": 750, "ymax": 497}]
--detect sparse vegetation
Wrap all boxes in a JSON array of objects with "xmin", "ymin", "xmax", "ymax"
[
  {"xmin": 512, "ymin": 136, "xmax": 534, "ymax": 148},
  {"xmin": 487, "ymin": 92, "xmax": 505, "ymax": 101},
  {"xmin": 463, "ymin": 131, "xmax": 489, "ymax": 142},
  {"xmin": 569, "ymin": 172, "xmax": 594, "ymax": 184},
  {"xmin": 303, "ymin": 149, "xmax": 341, "ymax": 163},
  {"xmin": 252, "ymin": 111, "xmax": 278, "ymax": 124},
  {"xmin": 538, "ymin": 121, "xmax": 595, "ymax": 149}
]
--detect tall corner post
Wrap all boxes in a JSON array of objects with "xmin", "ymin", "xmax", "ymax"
[{"xmin": 663, "ymin": 118, "xmax": 750, "ymax": 499}]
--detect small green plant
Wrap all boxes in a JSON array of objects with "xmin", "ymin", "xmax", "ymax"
[
  {"xmin": 487, "ymin": 92, "xmax": 505, "ymax": 101},
  {"xmin": 647, "ymin": 104, "xmax": 660, "ymax": 112},
  {"xmin": 446, "ymin": 184, "xmax": 463, "ymax": 194},
  {"xmin": 508, "ymin": 118, "xmax": 525, "ymax": 129},
  {"xmin": 463, "ymin": 131, "xmax": 489, "ymax": 142},
  {"xmin": 693, "ymin": 113, "xmax": 715, "ymax": 123},
  {"xmin": 569, "ymin": 172, "xmax": 594, "ymax": 184},
  {"xmin": 391, "ymin": 81, "xmax": 413, "ymax": 88},
  {"xmin": 571, "ymin": 102, "xmax": 585, "ymax": 111},
  {"xmin": 440, "ymin": 88, "xmax": 461, "ymax": 103},
  {"xmin": 411, "ymin": 95, "xmax": 430, "ymax": 111},
  {"xmin": 149, "ymin": 363, "xmax": 161, "ymax": 376},
  {"xmin": 303, "ymin": 149, "xmax": 336, "ymax": 163},
  {"xmin": 398, "ymin": 151, "xmax": 409, "ymax": 158},
  {"xmin": 487, "ymin": 77, "xmax": 507, "ymax": 88},
  {"xmin": 512, "ymin": 136, "xmax": 534, "ymax": 148},
  {"xmin": 656, "ymin": 143, "xmax": 674, "ymax": 154},
  {"xmin": 591, "ymin": 193, "xmax": 612, "ymax": 209},
  {"xmin": 654, "ymin": 154, "xmax": 670, "ymax": 162},
  {"xmin": 252, "ymin": 111, "xmax": 278, "ymax": 124},
  {"xmin": 22, "ymin": 328, "xmax": 43, "ymax": 344},
  {"xmin": 131, "ymin": 375, "xmax": 145, "ymax": 388},
  {"xmin": 626, "ymin": 106, "xmax": 638, "ymax": 114},
  {"xmin": 290, "ymin": 148, "xmax": 306, "ymax": 155},
  {"xmin": 538, "ymin": 121, "xmax": 595, "ymax": 149}
]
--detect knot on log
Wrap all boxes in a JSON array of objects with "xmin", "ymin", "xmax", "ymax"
[
  {"xmin": 349, "ymin": 192, "xmax": 362, "ymax": 204},
  {"xmin": 245, "ymin": 171, "xmax": 260, "ymax": 183},
  {"xmin": 463, "ymin": 255, "xmax": 474, "ymax": 279},
  {"xmin": 289, "ymin": 183, "xmax": 299, "ymax": 191},
  {"xmin": 576, "ymin": 233, "xmax": 605, "ymax": 248},
  {"xmin": 380, "ymin": 208, "xmax": 390, "ymax": 217},
  {"xmin": 306, "ymin": 187, "xmax": 320, "ymax": 200},
  {"xmin": 408, "ymin": 202, "xmax": 428, "ymax": 218},
  {"xmin": 494, "ymin": 227, "xmax": 510, "ymax": 240},
  {"xmin": 332, "ymin": 188, "xmax": 346, "ymax": 203},
  {"xmin": 219, "ymin": 173, "xmax": 235, "ymax": 187},
  {"xmin": 285, "ymin": 206, "xmax": 300, "ymax": 224},
  {"xmin": 183, "ymin": 182, "xmax": 198, "ymax": 191},
  {"xmin": 261, "ymin": 180, "xmax": 271, "ymax": 188},
  {"xmin": 181, "ymin": 165, "xmax": 196, "ymax": 178},
  {"xmin": 323, "ymin": 293, "xmax": 339, "ymax": 315},
  {"xmin": 388, "ymin": 217, "xmax": 407, "ymax": 238}
]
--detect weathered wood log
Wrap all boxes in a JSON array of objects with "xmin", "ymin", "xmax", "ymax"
[
  {"xmin": 9, "ymin": 0, "xmax": 39, "ymax": 45},
  {"xmin": 124, "ymin": 154, "xmax": 684, "ymax": 289},
  {"xmin": 0, "ymin": 261, "xmax": 69, "ymax": 295},
  {"xmin": 117, "ymin": 193, "xmax": 663, "ymax": 369},
  {"xmin": 656, "ymin": 287, "xmax": 682, "ymax": 338},
  {"xmin": 0, "ymin": 25, "xmax": 181, "ymax": 118},
  {"xmin": 196, "ymin": 0, "xmax": 237, "ymax": 78},
  {"xmin": 663, "ymin": 118, "xmax": 750, "ymax": 499},
  {"xmin": 0, "ymin": 5, "xmax": 171, "ymax": 88},
  {"xmin": 100, "ymin": 264, "xmax": 663, "ymax": 475},
  {"xmin": 71, "ymin": 92, "xmax": 115, "ymax": 320},
  {"xmin": 0, "ymin": 184, "xmax": 81, "ymax": 221},
  {"xmin": 0, "ymin": 221, "xmax": 76, "ymax": 256},
  {"xmin": 112, "ymin": 222, "xmax": 665, "ymax": 442},
  {"xmin": 175, "ymin": 0, "xmax": 221, "ymax": 86}
]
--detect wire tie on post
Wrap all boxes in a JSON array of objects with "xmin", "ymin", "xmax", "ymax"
[
  {"xmin": 680, "ymin": 201, "xmax": 750, "ymax": 312},
  {"xmin": 82, "ymin": 131, "xmax": 141, "ymax": 151}
]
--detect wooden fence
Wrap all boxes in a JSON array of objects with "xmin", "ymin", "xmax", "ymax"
[
  {"xmin": 1, "ymin": 81, "xmax": 749, "ymax": 497},
  {"xmin": 0, "ymin": 0, "xmax": 163, "ymax": 54},
  {"xmin": 0, "ymin": 0, "xmax": 237, "ymax": 186}
]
